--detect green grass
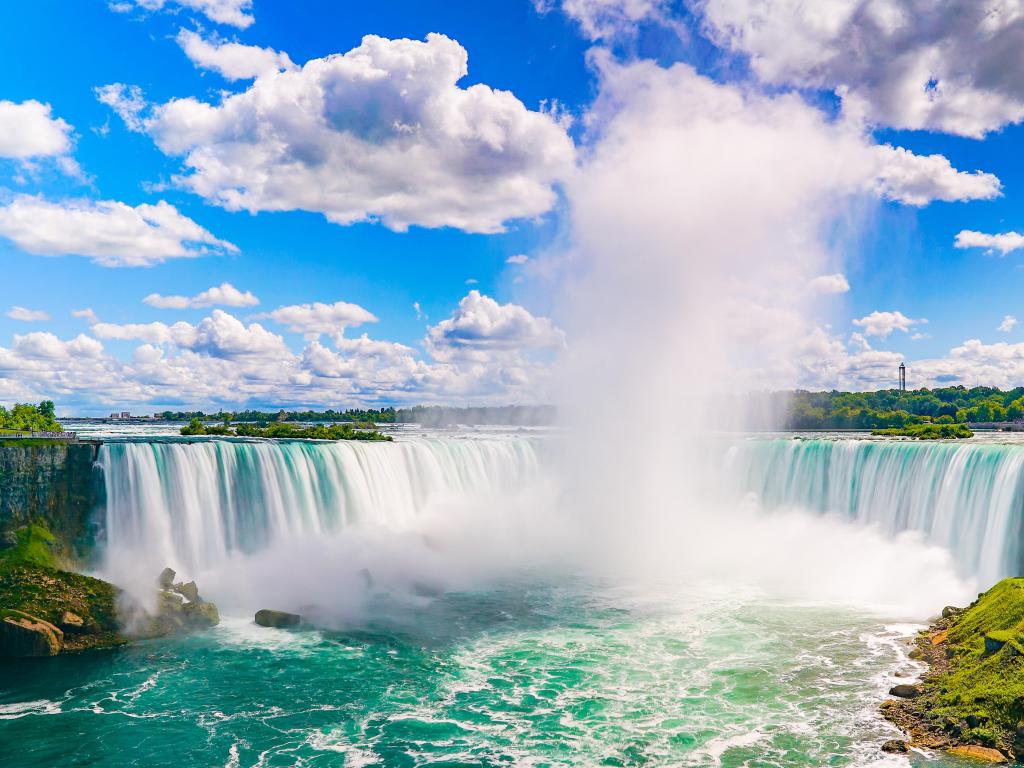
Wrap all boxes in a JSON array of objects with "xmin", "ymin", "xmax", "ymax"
[{"xmin": 926, "ymin": 578, "xmax": 1024, "ymax": 742}]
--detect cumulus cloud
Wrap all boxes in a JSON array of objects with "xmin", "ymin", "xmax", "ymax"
[
  {"xmin": 426, "ymin": 290, "xmax": 565, "ymax": 362},
  {"xmin": 144, "ymin": 282, "xmax": 259, "ymax": 309},
  {"xmin": 72, "ymin": 308, "xmax": 99, "ymax": 324},
  {"xmin": 535, "ymin": 0, "xmax": 671, "ymax": 39},
  {"xmin": 807, "ymin": 273, "xmax": 849, "ymax": 294},
  {"xmin": 0, "ymin": 196, "xmax": 236, "ymax": 267},
  {"xmin": 176, "ymin": 29, "xmax": 294, "ymax": 80},
  {"xmin": 954, "ymin": 230, "xmax": 1024, "ymax": 256},
  {"xmin": 852, "ymin": 310, "xmax": 923, "ymax": 338},
  {"xmin": 0, "ymin": 100, "xmax": 73, "ymax": 159},
  {"xmin": 111, "ymin": 0, "xmax": 254, "ymax": 28},
  {"xmin": 6, "ymin": 307, "xmax": 51, "ymax": 322},
  {"xmin": 264, "ymin": 301, "xmax": 377, "ymax": 336},
  {"xmin": 506, "ymin": 254, "xmax": 530, "ymax": 265},
  {"xmin": 699, "ymin": 0, "xmax": 1024, "ymax": 137},
  {"xmin": 94, "ymin": 310, "xmax": 287, "ymax": 359},
  {"xmin": 872, "ymin": 145, "xmax": 1002, "ymax": 206},
  {"xmin": 999, "ymin": 315, "xmax": 1018, "ymax": 333},
  {"xmin": 102, "ymin": 34, "xmax": 575, "ymax": 233}
]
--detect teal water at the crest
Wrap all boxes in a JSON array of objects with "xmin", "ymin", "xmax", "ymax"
[{"xmin": 3, "ymin": 434, "xmax": 1015, "ymax": 767}]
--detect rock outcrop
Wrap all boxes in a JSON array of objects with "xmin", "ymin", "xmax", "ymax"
[
  {"xmin": 133, "ymin": 568, "xmax": 220, "ymax": 636},
  {"xmin": 255, "ymin": 609, "xmax": 301, "ymax": 628},
  {"xmin": 881, "ymin": 578, "xmax": 1024, "ymax": 762},
  {"xmin": 0, "ymin": 609, "xmax": 63, "ymax": 657}
]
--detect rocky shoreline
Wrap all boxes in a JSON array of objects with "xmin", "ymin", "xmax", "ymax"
[
  {"xmin": 0, "ymin": 523, "xmax": 219, "ymax": 658},
  {"xmin": 881, "ymin": 579, "xmax": 1024, "ymax": 763}
]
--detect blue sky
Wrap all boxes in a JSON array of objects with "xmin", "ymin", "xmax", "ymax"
[{"xmin": 2, "ymin": 1, "xmax": 1024, "ymax": 413}]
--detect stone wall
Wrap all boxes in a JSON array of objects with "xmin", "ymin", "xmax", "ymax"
[{"xmin": 0, "ymin": 441, "xmax": 104, "ymax": 561}]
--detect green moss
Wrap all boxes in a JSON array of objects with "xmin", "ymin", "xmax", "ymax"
[
  {"xmin": 0, "ymin": 523, "xmax": 58, "ymax": 569},
  {"xmin": 925, "ymin": 578, "xmax": 1024, "ymax": 738},
  {"xmin": 0, "ymin": 563, "xmax": 126, "ymax": 652}
]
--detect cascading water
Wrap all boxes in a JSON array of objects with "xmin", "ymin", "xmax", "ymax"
[
  {"xmin": 99, "ymin": 437, "xmax": 543, "ymax": 575},
  {"xmin": 728, "ymin": 438, "xmax": 1024, "ymax": 585}
]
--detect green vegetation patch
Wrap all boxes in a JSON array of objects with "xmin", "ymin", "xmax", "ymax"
[
  {"xmin": 0, "ymin": 400, "xmax": 62, "ymax": 433},
  {"xmin": 921, "ymin": 579, "xmax": 1024, "ymax": 748},
  {"xmin": 181, "ymin": 418, "xmax": 392, "ymax": 441},
  {"xmin": 0, "ymin": 523, "xmax": 58, "ymax": 570},
  {"xmin": 871, "ymin": 424, "xmax": 974, "ymax": 439}
]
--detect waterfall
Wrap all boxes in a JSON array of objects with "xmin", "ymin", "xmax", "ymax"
[
  {"xmin": 728, "ymin": 438, "xmax": 1024, "ymax": 585},
  {"xmin": 99, "ymin": 437, "xmax": 542, "ymax": 574}
]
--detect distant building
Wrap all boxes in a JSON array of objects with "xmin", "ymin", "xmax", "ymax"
[
  {"xmin": 898, "ymin": 362, "xmax": 906, "ymax": 392},
  {"xmin": 109, "ymin": 412, "xmax": 119, "ymax": 420},
  {"xmin": 120, "ymin": 411, "xmax": 131, "ymax": 419}
]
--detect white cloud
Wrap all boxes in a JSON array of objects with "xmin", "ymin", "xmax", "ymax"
[
  {"xmin": 6, "ymin": 307, "xmax": 51, "ymax": 322},
  {"xmin": 104, "ymin": 33, "xmax": 575, "ymax": 233},
  {"xmin": 536, "ymin": 0, "xmax": 670, "ymax": 39},
  {"xmin": 426, "ymin": 290, "xmax": 565, "ymax": 362},
  {"xmin": 872, "ymin": 145, "xmax": 1002, "ymax": 206},
  {"xmin": 506, "ymin": 254, "xmax": 530, "ymax": 265},
  {"xmin": 264, "ymin": 301, "xmax": 377, "ymax": 335},
  {"xmin": 72, "ymin": 308, "xmax": 99, "ymax": 324},
  {"xmin": 0, "ymin": 100, "xmax": 73, "ymax": 159},
  {"xmin": 176, "ymin": 29, "xmax": 294, "ymax": 80},
  {"xmin": 700, "ymin": 0, "xmax": 1024, "ymax": 137},
  {"xmin": 144, "ymin": 282, "xmax": 259, "ymax": 309},
  {"xmin": 807, "ymin": 273, "xmax": 849, "ymax": 294},
  {"xmin": 465, "ymin": 278, "xmax": 479, "ymax": 285},
  {"xmin": 852, "ymin": 310, "xmax": 923, "ymax": 338},
  {"xmin": 999, "ymin": 315, "xmax": 1018, "ymax": 333},
  {"xmin": 0, "ymin": 196, "xmax": 237, "ymax": 267},
  {"xmin": 94, "ymin": 310, "xmax": 287, "ymax": 359},
  {"xmin": 112, "ymin": 0, "xmax": 254, "ymax": 28},
  {"xmin": 95, "ymin": 84, "xmax": 148, "ymax": 132},
  {"xmin": 954, "ymin": 230, "xmax": 1024, "ymax": 256}
]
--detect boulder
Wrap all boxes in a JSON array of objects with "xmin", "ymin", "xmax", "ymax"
[
  {"xmin": 948, "ymin": 745, "xmax": 1007, "ymax": 763},
  {"xmin": 0, "ymin": 610, "xmax": 63, "ymax": 657},
  {"xmin": 881, "ymin": 740, "xmax": 909, "ymax": 753},
  {"xmin": 889, "ymin": 684, "xmax": 920, "ymax": 699},
  {"xmin": 174, "ymin": 581, "xmax": 199, "ymax": 603},
  {"xmin": 58, "ymin": 610, "xmax": 85, "ymax": 633},
  {"xmin": 158, "ymin": 567, "xmax": 176, "ymax": 589},
  {"xmin": 255, "ymin": 609, "xmax": 301, "ymax": 628},
  {"xmin": 942, "ymin": 605, "xmax": 962, "ymax": 619},
  {"xmin": 183, "ymin": 600, "xmax": 219, "ymax": 628}
]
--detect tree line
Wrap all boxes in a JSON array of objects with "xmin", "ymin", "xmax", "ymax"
[
  {"xmin": 0, "ymin": 401, "xmax": 62, "ymax": 433},
  {"xmin": 788, "ymin": 386, "xmax": 1024, "ymax": 430}
]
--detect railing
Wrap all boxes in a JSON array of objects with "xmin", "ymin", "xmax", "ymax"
[{"xmin": 0, "ymin": 431, "xmax": 78, "ymax": 440}]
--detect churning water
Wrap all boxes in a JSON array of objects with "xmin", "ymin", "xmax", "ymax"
[{"xmin": 1, "ymin": 432, "xmax": 1011, "ymax": 767}]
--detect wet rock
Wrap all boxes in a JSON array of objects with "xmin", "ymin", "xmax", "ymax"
[
  {"xmin": 942, "ymin": 606, "xmax": 962, "ymax": 619},
  {"xmin": 966, "ymin": 714, "xmax": 986, "ymax": 729},
  {"xmin": 948, "ymin": 745, "xmax": 1007, "ymax": 763},
  {"xmin": 0, "ymin": 609, "xmax": 63, "ymax": 657},
  {"xmin": 183, "ymin": 600, "xmax": 219, "ymax": 628},
  {"xmin": 908, "ymin": 648, "xmax": 923, "ymax": 660},
  {"xmin": 158, "ymin": 567, "xmax": 176, "ymax": 589},
  {"xmin": 881, "ymin": 740, "xmax": 909, "ymax": 753},
  {"xmin": 255, "ymin": 609, "xmax": 301, "ymax": 628},
  {"xmin": 889, "ymin": 684, "xmax": 920, "ymax": 699},
  {"xmin": 174, "ymin": 581, "xmax": 199, "ymax": 603}
]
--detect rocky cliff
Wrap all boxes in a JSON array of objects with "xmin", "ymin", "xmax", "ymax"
[{"xmin": 0, "ymin": 441, "xmax": 103, "ymax": 563}]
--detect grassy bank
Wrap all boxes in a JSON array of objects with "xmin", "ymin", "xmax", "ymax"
[{"xmin": 883, "ymin": 578, "xmax": 1024, "ymax": 760}]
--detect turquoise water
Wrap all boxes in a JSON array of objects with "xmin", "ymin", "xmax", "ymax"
[
  {"xmin": 4, "ymin": 434, "xmax": 1013, "ymax": 766},
  {"xmin": 0, "ymin": 581, "xmax": 939, "ymax": 767}
]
